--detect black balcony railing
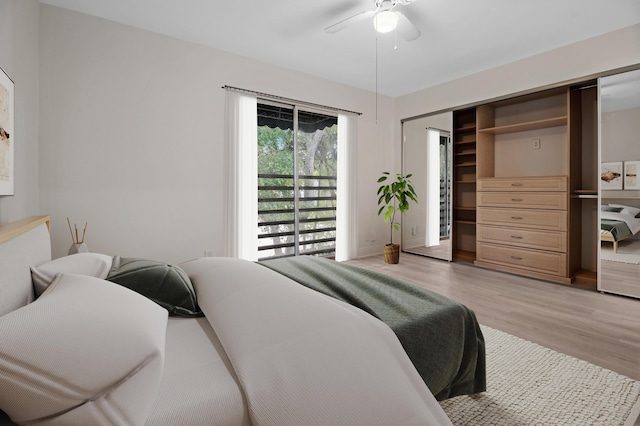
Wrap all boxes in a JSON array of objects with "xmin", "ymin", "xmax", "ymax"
[{"xmin": 258, "ymin": 173, "xmax": 337, "ymax": 260}]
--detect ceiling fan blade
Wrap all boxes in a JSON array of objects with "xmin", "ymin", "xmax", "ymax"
[
  {"xmin": 395, "ymin": 10, "xmax": 421, "ymax": 41},
  {"xmin": 325, "ymin": 9, "xmax": 377, "ymax": 34}
]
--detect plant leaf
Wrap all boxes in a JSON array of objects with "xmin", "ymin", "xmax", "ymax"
[
  {"xmin": 383, "ymin": 205, "xmax": 394, "ymax": 222},
  {"xmin": 375, "ymin": 172, "xmax": 418, "ymax": 238}
]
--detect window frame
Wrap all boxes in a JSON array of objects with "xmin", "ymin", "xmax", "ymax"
[{"xmin": 257, "ymin": 99, "xmax": 339, "ymax": 260}]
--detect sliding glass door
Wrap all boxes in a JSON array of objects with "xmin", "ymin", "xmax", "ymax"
[{"xmin": 257, "ymin": 102, "xmax": 338, "ymax": 260}]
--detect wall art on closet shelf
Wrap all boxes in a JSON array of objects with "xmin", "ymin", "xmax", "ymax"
[{"xmin": 0, "ymin": 66, "xmax": 14, "ymax": 196}]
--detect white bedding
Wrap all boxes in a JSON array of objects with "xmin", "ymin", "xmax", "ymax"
[
  {"xmin": 601, "ymin": 210, "xmax": 640, "ymax": 235},
  {"xmin": 146, "ymin": 317, "xmax": 250, "ymax": 425},
  {"xmin": 180, "ymin": 257, "xmax": 453, "ymax": 425},
  {"xmin": 0, "ymin": 219, "xmax": 453, "ymax": 425}
]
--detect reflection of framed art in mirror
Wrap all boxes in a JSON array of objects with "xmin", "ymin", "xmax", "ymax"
[
  {"xmin": 0, "ymin": 66, "xmax": 14, "ymax": 196},
  {"xmin": 601, "ymin": 161, "xmax": 623, "ymax": 190},
  {"xmin": 624, "ymin": 161, "xmax": 640, "ymax": 190}
]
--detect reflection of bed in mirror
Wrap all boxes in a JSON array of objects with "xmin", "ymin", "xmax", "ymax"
[
  {"xmin": 401, "ymin": 112, "xmax": 453, "ymax": 261},
  {"xmin": 600, "ymin": 204, "xmax": 640, "ymax": 253},
  {"xmin": 598, "ymin": 67, "xmax": 640, "ymax": 300}
]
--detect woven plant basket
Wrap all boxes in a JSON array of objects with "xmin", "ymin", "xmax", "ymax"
[{"xmin": 383, "ymin": 243, "xmax": 400, "ymax": 264}]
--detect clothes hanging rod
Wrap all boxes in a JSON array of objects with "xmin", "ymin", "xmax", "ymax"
[
  {"xmin": 222, "ymin": 85, "xmax": 362, "ymax": 116},
  {"xmin": 572, "ymin": 84, "xmax": 598, "ymax": 90}
]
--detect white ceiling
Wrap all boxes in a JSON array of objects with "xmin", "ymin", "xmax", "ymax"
[{"xmin": 39, "ymin": 0, "xmax": 640, "ymax": 97}]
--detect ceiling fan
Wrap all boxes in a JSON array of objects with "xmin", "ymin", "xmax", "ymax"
[{"xmin": 324, "ymin": 0, "xmax": 421, "ymax": 41}]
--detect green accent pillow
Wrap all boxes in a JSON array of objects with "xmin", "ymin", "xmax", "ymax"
[
  {"xmin": 601, "ymin": 206, "xmax": 624, "ymax": 213},
  {"xmin": 107, "ymin": 256, "xmax": 203, "ymax": 317}
]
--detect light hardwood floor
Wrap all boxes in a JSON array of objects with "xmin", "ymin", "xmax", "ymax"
[
  {"xmin": 346, "ymin": 253, "xmax": 640, "ymax": 383},
  {"xmin": 601, "ymin": 255, "xmax": 640, "ymax": 300},
  {"xmin": 404, "ymin": 239, "xmax": 452, "ymax": 260}
]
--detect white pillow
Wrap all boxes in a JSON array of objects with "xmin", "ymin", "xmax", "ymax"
[
  {"xmin": 0, "ymin": 273, "xmax": 167, "ymax": 425},
  {"xmin": 31, "ymin": 253, "xmax": 113, "ymax": 297},
  {"xmin": 608, "ymin": 204, "xmax": 640, "ymax": 217}
]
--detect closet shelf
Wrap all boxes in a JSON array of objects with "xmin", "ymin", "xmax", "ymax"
[
  {"xmin": 455, "ymin": 162, "xmax": 476, "ymax": 167},
  {"xmin": 453, "ymin": 250, "xmax": 476, "ymax": 263},
  {"xmin": 573, "ymin": 189, "xmax": 597, "ymax": 199},
  {"xmin": 455, "ymin": 125, "xmax": 476, "ymax": 133},
  {"xmin": 478, "ymin": 116, "xmax": 567, "ymax": 135}
]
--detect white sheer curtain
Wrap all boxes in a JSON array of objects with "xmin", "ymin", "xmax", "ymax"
[
  {"xmin": 335, "ymin": 113, "xmax": 358, "ymax": 261},
  {"xmin": 224, "ymin": 90, "xmax": 258, "ymax": 260},
  {"xmin": 225, "ymin": 90, "xmax": 357, "ymax": 261},
  {"xmin": 425, "ymin": 128, "xmax": 441, "ymax": 247}
]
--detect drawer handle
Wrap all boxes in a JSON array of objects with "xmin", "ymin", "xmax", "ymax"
[
  {"xmin": 511, "ymin": 198, "xmax": 523, "ymax": 202},
  {"xmin": 511, "ymin": 183, "xmax": 523, "ymax": 187},
  {"xmin": 511, "ymin": 216, "xmax": 523, "ymax": 220},
  {"xmin": 511, "ymin": 235, "xmax": 523, "ymax": 239},
  {"xmin": 511, "ymin": 256, "xmax": 523, "ymax": 260}
]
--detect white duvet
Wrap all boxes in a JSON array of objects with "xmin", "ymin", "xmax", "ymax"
[
  {"xmin": 601, "ymin": 210, "xmax": 640, "ymax": 235},
  {"xmin": 179, "ymin": 257, "xmax": 452, "ymax": 426}
]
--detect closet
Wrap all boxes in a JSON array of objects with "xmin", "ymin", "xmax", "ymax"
[
  {"xmin": 452, "ymin": 108, "xmax": 477, "ymax": 262},
  {"xmin": 450, "ymin": 82, "xmax": 598, "ymax": 284}
]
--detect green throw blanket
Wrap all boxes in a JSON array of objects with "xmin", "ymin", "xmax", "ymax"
[
  {"xmin": 258, "ymin": 256, "xmax": 486, "ymax": 401},
  {"xmin": 601, "ymin": 219, "xmax": 632, "ymax": 241}
]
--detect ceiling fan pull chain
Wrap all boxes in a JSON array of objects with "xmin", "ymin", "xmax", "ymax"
[{"xmin": 375, "ymin": 34, "xmax": 378, "ymax": 124}]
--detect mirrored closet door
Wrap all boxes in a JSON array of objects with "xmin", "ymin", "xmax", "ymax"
[
  {"xmin": 401, "ymin": 112, "xmax": 453, "ymax": 261},
  {"xmin": 599, "ymin": 68, "xmax": 640, "ymax": 299}
]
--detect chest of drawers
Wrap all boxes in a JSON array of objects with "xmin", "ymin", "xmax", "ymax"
[{"xmin": 474, "ymin": 176, "xmax": 571, "ymax": 283}]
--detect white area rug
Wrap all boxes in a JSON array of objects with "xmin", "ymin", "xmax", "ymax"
[
  {"xmin": 440, "ymin": 326, "xmax": 640, "ymax": 426},
  {"xmin": 601, "ymin": 239, "xmax": 640, "ymax": 264}
]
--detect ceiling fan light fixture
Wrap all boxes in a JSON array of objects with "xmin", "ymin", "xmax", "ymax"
[{"xmin": 373, "ymin": 10, "xmax": 398, "ymax": 33}]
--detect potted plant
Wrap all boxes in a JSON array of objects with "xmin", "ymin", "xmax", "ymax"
[{"xmin": 376, "ymin": 172, "xmax": 418, "ymax": 264}]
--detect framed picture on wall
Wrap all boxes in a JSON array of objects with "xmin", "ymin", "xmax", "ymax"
[
  {"xmin": 0, "ymin": 66, "xmax": 14, "ymax": 196},
  {"xmin": 601, "ymin": 161, "xmax": 623, "ymax": 190},
  {"xmin": 624, "ymin": 161, "xmax": 640, "ymax": 190}
]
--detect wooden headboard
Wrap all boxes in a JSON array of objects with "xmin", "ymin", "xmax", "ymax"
[{"xmin": 0, "ymin": 216, "xmax": 51, "ymax": 316}]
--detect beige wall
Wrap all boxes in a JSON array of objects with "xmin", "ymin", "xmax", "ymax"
[
  {"xmin": 0, "ymin": 0, "xmax": 40, "ymax": 223},
  {"xmin": 395, "ymin": 25, "xmax": 639, "ymax": 270},
  {"xmin": 396, "ymin": 24, "xmax": 640, "ymax": 121},
  {"xmin": 38, "ymin": 5, "xmax": 396, "ymax": 262},
  {"xmin": 395, "ymin": 23, "xmax": 640, "ymax": 175},
  {"xmin": 5, "ymin": 3, "xmax": 640, "ymax": 263},
  {"xmin": 602, "ymin": 106, "xmax": 640, "ymax": 203}
]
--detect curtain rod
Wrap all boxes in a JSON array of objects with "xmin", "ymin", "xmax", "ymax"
[{"xmin": 222, "ymin": 85, "xmax": 362, "ymax": 116}]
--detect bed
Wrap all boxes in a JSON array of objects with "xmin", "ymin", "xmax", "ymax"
[
  {"xmin": 0, "ymin": 215, "xmax": 485, "ymax": 425},
  {"xmin": 600, "ymin": 204, "xmax": 640, "ymax": 253}
]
